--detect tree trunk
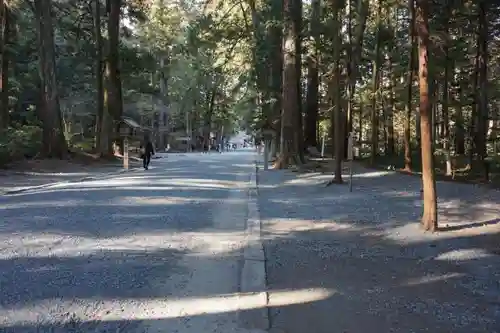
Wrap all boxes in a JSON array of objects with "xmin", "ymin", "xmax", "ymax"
[
  {"xmin": 304, "ymin": 0, "xmax": 320, "ymax": 149},
  {"xmin": 203, "ymin": 87, "xmax": 217, "ymax": 146},
  {"xmin": 268, "ymin": 0, "xmax": 283, "ymax": 152},
  {"xmin": 370, "ymin": 0, "xmax": 382, "ymax": 164},
  {"xmin": 415, "ymin": 0, "xmax": 437, "ymax": 232},
  {"xmin": 276, "ymin": 0, "xmax": 299, "ymax": 169},
  {"xmin": 347, "ymin": 0, "xmax": 369, "ymax": 154},
  {"xmin": 247, "ymin": 0, "xmax": 271, "ymax": 130},
  {"xmin": 35, "ymin": 0, "xmax": 68, "ymax": 158},
  {"xmin": 442, "ymin": 4, "xmax": 452, "ymax": 176},
  {"xmin": 94, "ymin": 0, "xmax": 104, "ymax": 152},
  {"xmin": 293, "ymin": 0, "xmax": 304, "ymax": 162},
  {"xmin": 330, "ymin": 1, "xmax": 343, "ymax": 183},
  {"xmin": 404, "ymin": 0, "xmax": 415, "ymax": 171},
  {"xmin": 0, "ymin": 1, "xmax": 9, "ymax": 129},
  {"xmin": 467, "ymin": 39, "xmax": 480, "ymax": 166},
  {"xmin": 105, "ymin": 0, "xmax": 123, "ymax": 155},
  {"xmin": 454, "ymin": 80, "xmax": 465, "ymax": 155},
  {"xmin": 386, "ymin": 10, "xmax": 396, "ymax": 156},
  {"xmin": 475, "ymin": 1, "xmax": 489, "ymax": 179}
]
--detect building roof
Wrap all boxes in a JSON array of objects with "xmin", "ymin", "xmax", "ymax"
[{"xmin": 121, "ymin": 117, "xmax": 141, "ymax": 129}]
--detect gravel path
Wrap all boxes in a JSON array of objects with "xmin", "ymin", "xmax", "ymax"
[
  {"xmin": 258, "ymin": 162, "xmax": 500, "ymax": 333},
  {"xmin": 0, "ymin": 151, "xmax": 260, "ymax": 333}
]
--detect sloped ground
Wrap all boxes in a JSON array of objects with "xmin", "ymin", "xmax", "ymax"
[{"xmin": 258, "ymin": 162, "xmax": 500, "ymax": 333}]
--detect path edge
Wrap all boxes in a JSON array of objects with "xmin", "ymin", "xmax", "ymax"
[{"xmin": 238, "ymin": 155, "xmax": 269, "ymax": 331}]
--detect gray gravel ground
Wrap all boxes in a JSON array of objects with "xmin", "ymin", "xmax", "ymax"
[
  {"xmin": 258, "ymin": 162, "xmax": 500, "ymax": 333},
  {"xmin": 0, "ymin": 151, "xmax": 260, "ymax": 333}
]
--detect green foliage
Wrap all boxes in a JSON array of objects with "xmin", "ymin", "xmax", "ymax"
[{"xmin": 0, "ymin": 126, "xmax": 43, "ymax": 166}]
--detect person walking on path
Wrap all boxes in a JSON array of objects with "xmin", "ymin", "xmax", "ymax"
[{"xmin": 140, "ymin": 135, "xmax": 155, "ymax": 170}]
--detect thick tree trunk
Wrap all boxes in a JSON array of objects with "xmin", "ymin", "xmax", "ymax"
[
  {"xmin": 105, "ymin": 0, "xmax": 123, "ymax": 155},
  {"xmin": 404, "ymin": 0, "xmax": 415, "ymax": 171},
  {"xmin": 94, "ymin": 0, "xmax": 104, "ymax": 152},
  {"xmin": 329, "ymin": 1, "xmax": 343, "ymax": 184},
  {"xmin": 346, "ymin": 0, "xmax": 369, "ymax": 156},
  {"xmin": 304, "ymin": 0, "xmax": 320, "ymax": 149},
  {"xmin": 293, "ymin": 0, "xmax": 304, "ymax": 162},
  {"xmin": 268, "ymin": 0, "xmax": 283, "ymax": 151},
  {"xmin": 0, "ymin": 1, "xmax": 9, "ymax": 129},
  {"xmin": 275, "ymin": 0, "xmax": 298, "ymax": 169},
  {"xmin": 454, "ymin": 80, "xmax": 465, "ymax": 155},
  {"xmin": 370, "ymin": 0, "xmax": 381, "ymax": 164},
  {"xmin": 416, "ymin": 0, "xmax": 437, "ymax": 232},
  {"xmin": 35, "ymin": 0, "xmax": 68, "ymax": 158},
  {"xmin": 442, "ymin": 5, "xmax": 452, "ymax": 176},
  {"xmin": 475, "ymin": 1, "xmax": 489, "ymax": 179},
  {"xmin": 386, "ymin": 51, "xmax": 395, "ymax": 155}
]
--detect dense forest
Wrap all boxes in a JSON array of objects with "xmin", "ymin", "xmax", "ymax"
[{"xmin": 0, "ymin": 0, "xmax": 498, "ymax": 231}]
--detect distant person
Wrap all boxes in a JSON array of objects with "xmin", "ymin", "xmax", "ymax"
[{"xmin": 140, "ymin": 135, "xmax": 155, "ymax": 170}]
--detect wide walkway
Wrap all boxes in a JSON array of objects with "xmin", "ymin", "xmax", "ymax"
[
  {"xmin": 258, "ymin": 162, "xmax": 500, "ymax": 333},
  {"xmin": 0, "ymin": 150, "xmax": 263, "ymax": 333}
]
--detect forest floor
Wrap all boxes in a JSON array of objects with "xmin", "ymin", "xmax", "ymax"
[
  {"xmin": 259, "ymin": 157, "xmax": 500, "ymax": 332},
  {"xmin": 0, "ymin": 152, "xmax": 143, "ymax": 195},
  {"xmin": 357, "ymin": 153, "xmax": 500, "ymax": 187}
]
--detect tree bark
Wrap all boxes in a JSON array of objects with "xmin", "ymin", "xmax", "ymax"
[
  {"xmin": 415, "ymin": 0, "xmax": 437, "ymax": 232},
  {"xmin": 329, "ymin": 0, "xmax": 343, "ymax": 183},
  {"xmin": 475, "ymin": 1, "xmax": 489, "ymax": 179},
  {"xmin": 304, "ymin": 0, "xmax": 320, "ymax": 149},
  {"xmin": 0, "ymin": 0, "xmax": 9, "ymax": 129},
  {"xmin": 293, "ymin": 0, "xmax": 304, "ymax": 162},
  {"xmin": 275, "ymin": 0, "xmax": 298, "ymax": 169},
  {"xmin": 403, "ymin": 0, "xmax": 415, "ymax": 171},
  {"xmin": 35, "ymin": 0, "xmax": 68, "ymax": 158},
  {"xmin": 370, "ymin": 0, "xmax": 382, "ymax": 164},
  {"xmin": 94, "ymin": 0, "xmax": 104, "ymax": 152},
  {"xmin": 268, "ymin": 0, "xmax": 283, "ymax": 150},
  {"xmin": 105, "ymin": 0, "xmax": 123, "ymax": 154}
]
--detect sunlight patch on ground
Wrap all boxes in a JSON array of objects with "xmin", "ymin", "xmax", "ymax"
[
  {"xmin": 280, "ymin": 170, "xmax": 394, "ymax": 186},
  {"xmin": 165, "ymin": 178, "xmax": 246, "ymax": 189},
  {"xmin": 114, "ymin": 196, "xmax": 219, "ymax": 205},
  {"xmin": 0, "ymin": 199, "xmax": 87, "ymax": 210},
  {"xmin": 263, "ymin": 218, "xmax": 361, "ymax": 236},
  {"xmin": 0, "ymin": 229, "xmax": 251, "ymax": 260},
  {"xmin": 0, "ymin": 288, "xmax": 335, "ymax": 326},
  {"xmin": 353, "ymin": 170, "xmax": 394, "ymax": 178},
  {"xmin": 230, "ymin": 163, "xmax": 254, "ymax": 168},
  {"xmin": 37, "ymin": 177, "xmax": 247, "ymax": 191},
  {"xmin": 434, "ymin": 249, "xmax": 495, "ymax": 262},
  {"xmin": 403, "ymin": 273, "xmax": 466, "ymax": 287}
]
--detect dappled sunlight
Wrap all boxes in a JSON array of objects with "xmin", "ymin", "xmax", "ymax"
[
  {"xmin": 0, "ymin": 287, "xmax": 334, "ymax": 327},
  {"xmin": 0, "ymin": 226, "xmax": 253, "ymax": 260},
  {"xmin": 0, "ymin": 199, "xmax": 88, "ymax": 210},
  {"xmin": 231, "ymin": 163, "xmax": 255, "ymax": 168},
  {"xmin": 165, "ymin": 178, "xmax": 248, "ymax": 189},
  {"xmin": 0, "ymin": 195, "xmax": 220, "ymax": 211},
  {"xmin": 263, "ymin": 218, "xmax": 366, "ymax": 237},
  {"xmin": 402, "ymin": 273, "xmax": 466, "ymax": 287},
  {"xmin": 434, "ymin": 249, "xmax": 496, "ymax": 262},
  {"xmin": 113, "ymin": 196, "xmax": 220, "ymax": 205},
  {"xmin": 280, "ymin": 169, "xmax": 396, "ymax": 186},
  {"xmin": 352, "ymin": 170, "xmax": 394, "ymax": 178}
]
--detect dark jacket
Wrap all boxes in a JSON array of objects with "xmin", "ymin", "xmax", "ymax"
[{"xmin": 141, "ymin": 141, "xmax": 155, "ymax": 156}]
